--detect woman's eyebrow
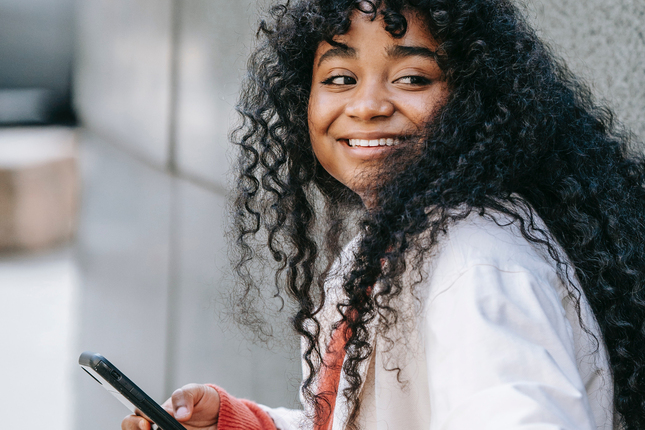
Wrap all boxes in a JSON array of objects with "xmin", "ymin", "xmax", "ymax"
[
  {"xmin": 386, "ymin": 45, "xmax": 437, "ymax": 60},
  {"xmin": 317, "ymin": 44, "xmax": 357, "ymax": 67}
]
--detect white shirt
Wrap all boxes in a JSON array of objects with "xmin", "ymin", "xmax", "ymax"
[{"xmin": 263, "ymin": 206, "xmax": 615, "ymax": 429}]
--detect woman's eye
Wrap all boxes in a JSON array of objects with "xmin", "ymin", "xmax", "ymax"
[
  {"xmin": 395, "ymin": 76, "xmax": 432, "ymax": 85},
  {"xmin": 322, "ymin": 75, "xmax": 356, "ymax": 85}
]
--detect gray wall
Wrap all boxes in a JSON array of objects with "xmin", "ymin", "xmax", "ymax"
[
  {"xmin": 71, "ymin": 0, "xmax": 644, "ymax": 429},
  {"xmin": 73, "ymin": 2, "xmax": 300, "ymax": 429},
  {"xmin": 529, "ymin": 0, "xmax": 645, "ymax": 141}
]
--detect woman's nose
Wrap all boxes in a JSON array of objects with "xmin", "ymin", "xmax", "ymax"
[{"xmin": 344, "ymin": 80, "xmax": 394, "ymax": 120}]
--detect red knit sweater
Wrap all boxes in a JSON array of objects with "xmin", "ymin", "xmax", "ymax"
[{"xmin": 207, "ymin": 384, "xmax": 277, "ymax": 430}]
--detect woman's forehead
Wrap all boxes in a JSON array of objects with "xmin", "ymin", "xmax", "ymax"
[{"xmin": 314, "ymin": 9, "xmax": 438, "ymax": 60}]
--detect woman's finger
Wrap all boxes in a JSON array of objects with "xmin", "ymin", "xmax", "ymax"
[
  {"xmin": 121, "ymin": 414, "xmax": 152, "ymax": 430},
  {"xmin": 159, "ymin": 383, "xmax": 220, "ymax": 425},
  {"xmin": 170, "ymin": 383, "xmax": 206, "ymax": 420}
]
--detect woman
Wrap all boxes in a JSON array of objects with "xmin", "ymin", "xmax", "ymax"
[{"xmin": 123, "ymin": 0, "xmax": 645, "ymax": 429}]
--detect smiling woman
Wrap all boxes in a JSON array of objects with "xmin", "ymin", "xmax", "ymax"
[
  {"xmin": 308, "ymin": 10, "xmax": 448, "ymax": 201},
  {"xmin": 121, "ymin": 1, "xmax": 645, "ymax": 430}
]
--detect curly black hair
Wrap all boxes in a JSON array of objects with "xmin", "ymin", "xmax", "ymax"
[{"xmin": 229, "ymin": 0, "xmax": 645, "ymax": 428}]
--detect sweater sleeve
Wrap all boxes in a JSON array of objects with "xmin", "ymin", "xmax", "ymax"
[
  {"xmin": 206, "ymin": 384, "xmax": 277, "ymax": 430},
  {"xmin": 206, "ymin": 384, "xmax": 303, "ymax": 430}
]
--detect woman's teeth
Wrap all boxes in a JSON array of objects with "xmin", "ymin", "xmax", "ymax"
[{"xmin": 348, "ymin": 138, "xmax": 399, "ymax": 147}]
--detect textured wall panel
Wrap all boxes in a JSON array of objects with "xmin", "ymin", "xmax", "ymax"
[
  {"xmin": 169, "ymin": 178, "xmax": 301, "ymax": 407},
  {"xmin": 73, "ymin": 132, "xmax": 173, "ymax": 430},
  {"xmin": 173, "ymin": 0, "xmax": 261, "ymax": 190},
  {"xmin": 74, "ymin": 0, "xmax": 173, "ymax": 166},
  {"xmin": 528, "ymin": 0, "xmax": 645, "ymax": 141}
]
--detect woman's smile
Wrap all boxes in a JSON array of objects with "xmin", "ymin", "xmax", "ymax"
[
  {"xmin": 345, "ymin": 138, "xmax": 400, "ymax": 148},
  {"xmin": 308, "ymin": 9, "xmax": 449, "ymax": 202}
]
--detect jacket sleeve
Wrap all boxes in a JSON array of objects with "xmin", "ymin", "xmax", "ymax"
[
  {"xmin": 423, "ymin": 264, "xmax": 599, "ymax": 430},
  {"xmin": 207, "ymin": 384, "xmax": 303, "ymax": 430}
]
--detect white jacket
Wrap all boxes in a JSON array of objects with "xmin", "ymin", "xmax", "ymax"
[{"xmin": 261, "ymin": 207, "xmax": 615, "ymax": 430}]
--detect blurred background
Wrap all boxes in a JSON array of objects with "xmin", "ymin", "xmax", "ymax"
[{"xmin": 0, "ymin": 0, "xmax": 642, "ymax": 429}]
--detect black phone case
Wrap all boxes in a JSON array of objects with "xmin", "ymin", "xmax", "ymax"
[{"xmin": 79, "ymin": 352, "xmax": 186, "ymax": 430}]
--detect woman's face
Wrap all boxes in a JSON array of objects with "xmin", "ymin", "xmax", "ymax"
[{"xmin": 309, "ymin": 9, "xmax": 449, "ymax": 203}]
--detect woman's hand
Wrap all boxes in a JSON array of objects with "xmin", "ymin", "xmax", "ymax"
[{"xmin": 121, "ymin": 383, "xmax": 220, "ymax": 430}]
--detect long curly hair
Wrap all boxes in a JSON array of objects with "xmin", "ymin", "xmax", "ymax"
[{"xmin": 230, "ymin": 0, "xmax": 645, "ymax": 428}]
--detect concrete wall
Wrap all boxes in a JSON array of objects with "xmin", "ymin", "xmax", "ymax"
[
  {"xmin": 72, "ymin": 2, "xmax": 300, "ymax": 429},
  {"xmin": 529, "ymin": 0, "xmax": 645, "ymax": 142},
  {"xmin": 71, "ymin": 0, "xmax": 644, "ymax": 429}
]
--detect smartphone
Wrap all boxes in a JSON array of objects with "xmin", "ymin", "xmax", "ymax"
[{"xmin": 78, "ymin": 351, "xmax": 186, "ymax": 430}]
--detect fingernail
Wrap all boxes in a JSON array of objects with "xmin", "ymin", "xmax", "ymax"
[{"xmin": 176, "ymin": 406, "xmax": 189, "ymax": 419}]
